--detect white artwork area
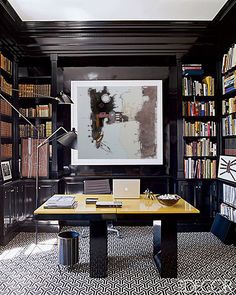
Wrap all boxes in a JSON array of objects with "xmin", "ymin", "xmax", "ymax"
[{"xmin": 71, "ymin": 80, "xmax": 163, "ymax": 165}]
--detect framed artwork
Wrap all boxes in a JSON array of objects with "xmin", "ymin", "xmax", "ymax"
[
  {"xmin": 1, "ymin": 161, "xmax": 12, "ymax": 181},
  {"xmin": 71, "ymin": 80, "xmax": 163, "ymax": 165},
  {"xmin": 218, "ymin": 155, "xmax": 236, "ymax": 183}
]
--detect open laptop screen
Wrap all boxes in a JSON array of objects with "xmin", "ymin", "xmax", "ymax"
[{"xmin": 113, "ymin": 179, "xmax": 140, "ymax": 199}]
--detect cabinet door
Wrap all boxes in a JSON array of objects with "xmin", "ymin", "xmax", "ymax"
[
  {"xmin": 17, "ymin": 184, "xmax": 25, "ymax": 221},
  {"xmin": 177, "ymin": 181, "xmax": 195, "ymax": 206},
  {"xmin": 24, "ymin": 182, "xmax": 36, "ymax": 218},
  {"xmin": 196, "ymin": 182, "xmax": 216, "ymax": 220},
  {"xmin": 38, "ymin": 182, "xmax": 58, "ymax": 206},
  {"xmin": 3, "ymin": 188, "xmax": 12, "ymax": 233}
]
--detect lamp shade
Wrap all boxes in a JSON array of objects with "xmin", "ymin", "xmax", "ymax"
[
  {"xmin": 56, "ymin": 91, "xmax": 74, "ymax": 104},
  {"xmin": 57, "ymin": 129, "xmax": 78, "ymax": 149}
]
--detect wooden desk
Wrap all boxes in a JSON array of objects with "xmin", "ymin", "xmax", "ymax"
[{"xmin": 34, "ymin": 194, "xmax": 199, "ymax": 278}]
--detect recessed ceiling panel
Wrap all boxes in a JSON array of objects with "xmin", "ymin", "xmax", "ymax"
[{"xmin": 9, "ymin": 0, "xmax": 228, "ymax": 21}]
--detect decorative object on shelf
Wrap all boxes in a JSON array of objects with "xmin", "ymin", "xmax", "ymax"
[
  {"xmin": 157, "ymin": 194, "xmax": 181, "ymax": 206},
  {"xmin": 218, "ymin": 155, "xmax": 236, "ymax": 183},
  {"xmin": 144, "ymin": 188, "xmax": 158, "ymax": 200},
  {"xmin": 0, "ymin": 160, "xmax": 12, "ymax": 181}
]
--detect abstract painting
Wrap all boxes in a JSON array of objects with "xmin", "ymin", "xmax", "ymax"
[{"xmin": 71, "ymin": 80, "xmax": 162, "ymax": 165}]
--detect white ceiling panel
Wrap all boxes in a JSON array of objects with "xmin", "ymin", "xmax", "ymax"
[{"xmin": 8, "ymin": 0, "xmax": 228, "ymax": 21}]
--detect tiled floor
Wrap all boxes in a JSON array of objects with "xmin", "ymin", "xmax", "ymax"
[{"xmin": 0, "ymin": 227, "xmax": 235, "ymax": 295}]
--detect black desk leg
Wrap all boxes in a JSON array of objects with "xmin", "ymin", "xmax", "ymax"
[
  {"xmin": 90, "ymin": 220, "xmax": 108, "ymax": 278},
  {"xmin": 161, "ymin": 220, "xmax": 177, "ymax": 278},
  {"xmin": 153, "ymin": 220, "xmax": 177, "ymax": 278}
]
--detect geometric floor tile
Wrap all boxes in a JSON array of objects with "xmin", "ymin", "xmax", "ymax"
[{"xmin": 0, "ymin": 227, "xmax": 235, "ymax": 295}]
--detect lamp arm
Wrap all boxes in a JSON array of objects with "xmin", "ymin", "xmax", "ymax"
[
  {"xmin": 0, "ymin": 93, "xmax": 38, "ymax": 132},
  {"xmin": 37, "ymin": 126, "xmax": 68, "ymax": 148}
]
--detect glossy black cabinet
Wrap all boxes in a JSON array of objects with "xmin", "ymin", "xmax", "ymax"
[
  {"xmin": 177, "ymin": 180, "xmax": 217, "ymax": 229},
  {"xmin": 0, "ymin": 179, "xmax": 59, "ymax": 245},
  {"xmin": 0, "ymin": 180, "xmax": 21, "ymax": 245}
]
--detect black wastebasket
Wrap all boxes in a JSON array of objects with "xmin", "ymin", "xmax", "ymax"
[{"xmin": 58, "ymin": 231, "xmax": 79, "ymax": 266}]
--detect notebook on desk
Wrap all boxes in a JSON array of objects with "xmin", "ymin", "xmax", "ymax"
[
  {"xmin": 44, "ymin": 195, "xmax": 77, "ymax": 209},
  {"xmin": 113, "ymin": 179, "xmax": 140, "ymax": 199}
]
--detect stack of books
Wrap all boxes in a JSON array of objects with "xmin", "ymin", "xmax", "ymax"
[
  {"xmin": 43, "ymin": 195, "xmax": 77, "ymax": 209},
  {"xmin": 0, "ymin": 98, "xmax": 12, "ymax": 116},
  {"xmin": 182, "ymin": 64, "xmax": 204, "ymax": 76},
  {"xmin": 0, "ymin": 52, "xmax": 12, "ymax": 75}
]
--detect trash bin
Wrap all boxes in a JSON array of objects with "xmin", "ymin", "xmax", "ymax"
[{"xmin": 58, "ymin": 231, "xmax": 79, "ymax": 266}]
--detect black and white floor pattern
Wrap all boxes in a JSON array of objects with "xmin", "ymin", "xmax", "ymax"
[{"xmin": 0, "ymin": 227, "xmax": 235, "ymax": 295}]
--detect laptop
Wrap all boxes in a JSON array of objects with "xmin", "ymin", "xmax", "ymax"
[{"xmin": 113, "ymin": 179, "xmax": 140, "ymax": 199}]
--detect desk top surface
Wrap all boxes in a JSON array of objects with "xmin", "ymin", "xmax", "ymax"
[{"xmin": 34, "ymin": 194, "xmax": 200, "ymax": 215}]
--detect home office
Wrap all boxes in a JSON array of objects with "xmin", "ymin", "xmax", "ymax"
[{"xmin": 0, "ymin": 1, "xmax": 236, "ymax": 294}]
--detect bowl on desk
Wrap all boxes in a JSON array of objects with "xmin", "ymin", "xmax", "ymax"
[{"xmin": 157, "ymin": 194, "xmax": 181, "ymax": 206}]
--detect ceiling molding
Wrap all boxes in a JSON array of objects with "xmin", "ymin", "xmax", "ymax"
[{"xmin": 16, "ymin": 20, "xmax": 210, "ymax": 58}]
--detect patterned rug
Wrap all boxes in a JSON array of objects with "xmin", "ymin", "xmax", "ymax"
[{"xmin": 0, "ymin": 227, "xmax": 235, "ymax": 295}]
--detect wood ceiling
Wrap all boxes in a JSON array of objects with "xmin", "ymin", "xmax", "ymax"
[{"xmin": 0, "ymin": 0, "xmax": 236, "ymax": 62}]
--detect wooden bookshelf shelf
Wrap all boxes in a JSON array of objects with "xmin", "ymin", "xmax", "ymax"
[
  {"xmin": 19, "ymin": 117, "xmax": 52, "ymax": 120},
  {"xmin": 183, "ymin": 116, "xmax": 216, "ymax": 120},
  {"xmin": 222, "ymin": 65, "xmax": 236, "ymax": 76},
  {"xmin": 184, "ymin": 156, "xmax": 217, "ymax": 159},
  {"xmin": 19, "ymin": 75, "xmax": 51, "ymax": 80},
  {"xmin": 222, "ymin": 111, "xmax": 236, "ymax": 117},
  {"xmin": 183, "ymin": 136, "xmax": 217, "ymax": 139},
  {"xmin": 222, "ymin": 89, "xmax": 236, "ymax": 97},
  {"xmin": 223, "ymin": 202, "xmax": 236, "ymax": 210},
  {"xmin": 222, "ymin": 135, "xmax": 236, "ymax": 138},
  {"xmin": 182, "ymin": 95, "xmax": 215, "ymax": 100},
  {"xmin": 0, "ymin": 114, "xmax": 13, "ymax": 122}
]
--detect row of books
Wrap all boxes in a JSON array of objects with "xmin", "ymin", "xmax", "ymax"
[
  {"xmin": 0, "ymin": 121, "xmax": 12, "ymax": 137},
  {"xmin": 0, "ymin": 98, "xmax": 12, "ymax": 116},
  {"xmin": 19, "ymin": 104, "xmax": 52, "ymax": 118},
  {"xmin": 183, "ymin": 121, "xmax": 216, "ymax": 137},
  {"xmin": 222, "ymin": 71, "xmax": 236, "ymax": 95},
  {"xmin": 19, "ymin": 122, "xmax": 52, "ymax": 138},
  {"xmin": 0, "ymin": 52, "xmax": 12, "ymax": 75},
  {"xmin": 222, "ymin": 43, "xmax": 236, "ymax": 74},
  {"xmin": 223, "ymin": 184, "xmax": 236, "ymax": 208},
  {"xmin": 185, "ymin": 139, "xmax": 217, "ymax": 157},
  {"xmin": 182, "ymin": 64, "xmax": 204, "ymax": 76},
  {"xmin": 220, "ymin": 204, "xmax": 236, "ymax": 223},
  {"xmin": 19, "ymin": 84, "xmax": 51, "ymax": 98},
  {"xmin": 184, "ymin": 158, "xmax": 217, "ymax": 179},
  {"xmin": 182, "ymin": 76, "xmax": 214, "ymax": 96},
  {"xmin": 0, "ymin": 75, "xmax": 12, "ymax": 96},
  {"xmin": 0, "ymin": 144, "xmax": 12, "ymax": 159},
  {"xmin": 222, "ymin": 97, "xmax": 236, "ymax": 115},
  {"xmin": 222, "ymin": 115, "xmax": 236, "ymax": 136},
  {"xmin": 182, "ymin": 101, "xmax": 215, "ymax": 117}
]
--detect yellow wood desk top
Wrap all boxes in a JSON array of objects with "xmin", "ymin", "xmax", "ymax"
[{"xmin": 34, "ymin": 194, "xmax": 200, "ymax": 215}]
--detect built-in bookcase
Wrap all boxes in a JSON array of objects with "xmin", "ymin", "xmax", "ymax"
[
  {"xmin": 219, "ymin": 43, "xmax": 236, "ymax": 225},
  {"xmin": 0, "ymin": 51, "xmax": 14, "ymax": 182},
  {"xmin": 18, "ymin": 65, "xmax": 55, "ymax": 178},
  {"xmin": 182, "ymin": 63, "xmax": 217, "ymax": 179}
]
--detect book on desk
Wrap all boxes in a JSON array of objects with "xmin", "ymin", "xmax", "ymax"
[{"xmin": 43, "ymin": 195, "xmax": 77, "ymax": 209}]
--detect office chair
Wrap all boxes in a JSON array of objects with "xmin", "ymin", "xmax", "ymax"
[{"xmin": 84, "ymin": 179, "xmax": 121, "ymax": 238}]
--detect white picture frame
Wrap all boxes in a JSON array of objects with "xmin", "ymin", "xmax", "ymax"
[
  {"xmin": 218, "ymin": 155, "xmax": 236, "ymax": 183},
  {"xmin": 71, "ymin": 80, "xmax": 163, "ymax": 165},
  {"xmin": 1, "ymin": 161, "xmax": 12, "ymax": 181}
]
